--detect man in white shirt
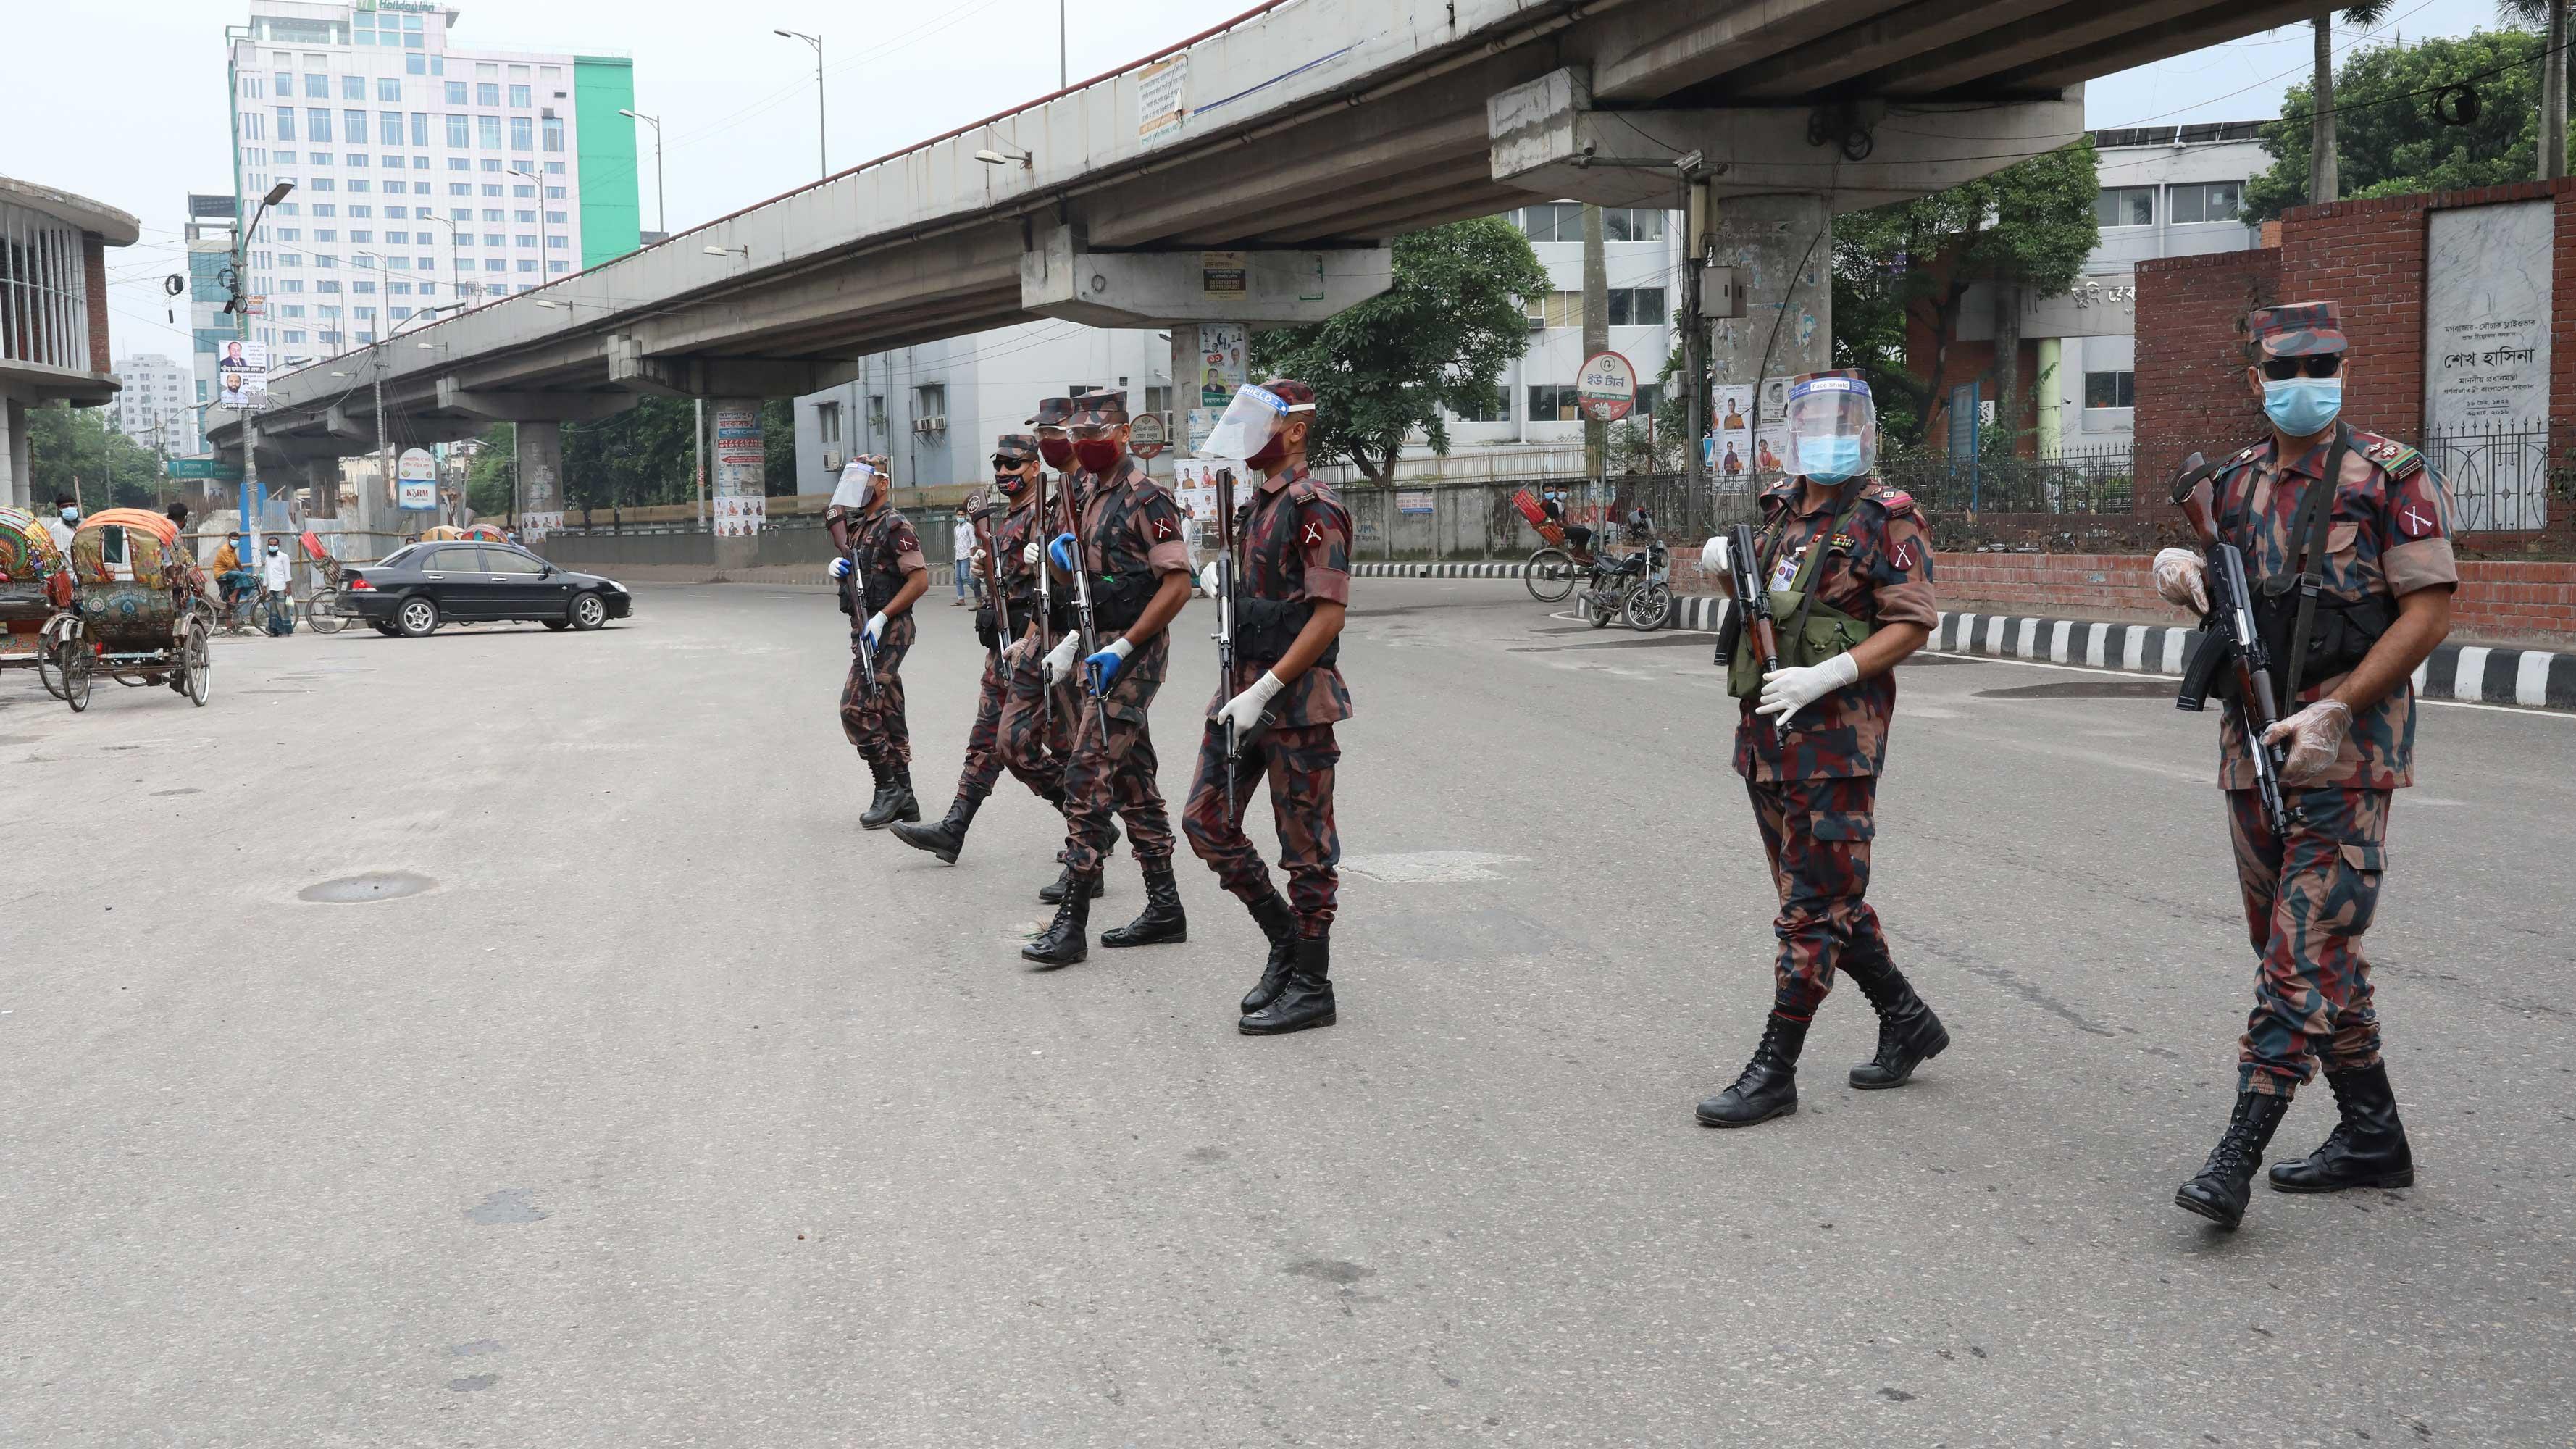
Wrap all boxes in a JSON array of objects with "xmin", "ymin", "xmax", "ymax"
[
  {"xmin": 950, "ymin": 514, "xmax": 979, "ymax": 607},
  {"xmin": 261, "ymin": 538, "xmax": 295, "ymax": 635},
  {"xmin": 43, "ymin": 497, "xmax": 78, "ymax": 559}
]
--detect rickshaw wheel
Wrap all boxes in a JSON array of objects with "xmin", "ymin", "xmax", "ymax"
[
  {"xmin": 60, "ymin": 643, "xmax": 92, "ymax": 713},
  {"xmin": 1523, "ymin": 548, "xmax": 1576, "ymax": 604},
  {"xmin": 36, "ymin": 641, "xmax": 65, "ymax": 700},
  {"xmin": 185, "ymin": 618, "xmax": 212, "ymax": 706}
]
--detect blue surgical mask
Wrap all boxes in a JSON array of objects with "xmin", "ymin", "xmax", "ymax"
[
  {"xmin": 1797, "ymin": 435, "xmax": 1865, "ymax": 483},
  {"xmin": 2262, "ymin": 377, "xmax": 2342, "ymax": 436}
]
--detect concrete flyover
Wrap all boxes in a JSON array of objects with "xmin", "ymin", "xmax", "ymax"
[{"xmin": 206, "ymin": 0, "xmax": 2324, "ymax": 528}]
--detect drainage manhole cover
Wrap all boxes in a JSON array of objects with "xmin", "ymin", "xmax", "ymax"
[
  {"xmin": 1973, "ymin": 680, "xmax": 2176, "ymax": 699},
  {"xmin": 298, "ymin": 871, "xmax": 438, "ymax": 903}
]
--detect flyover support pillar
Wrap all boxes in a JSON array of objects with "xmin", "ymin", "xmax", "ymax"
[
  {"xmin": 0, "ymin": 396, "xmax": 27, "ymax": 510},
  {"xmin": 517, "ymin": 419, "xmax": 565, "ymax": 542},
  {"xmin": 1708, "ymin": 193, "xmax": 1832, "ymax": 436},
  {"xmin": 708, "ymin": 398, "xmax": 764, "ymax": 573}
]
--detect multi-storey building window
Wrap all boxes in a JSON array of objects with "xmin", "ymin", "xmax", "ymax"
[
  {"xmin": 509, "ymin": 84, "xmax": 532, "ymax": 107},
  {"xmin": 307, "ymin": 108, "xmax": 332, "ymax": 143},
  {"xmin": 477, "ymin": 115, "xmax": 501, "ymax": 149},
  {"xmin": 410, "ymin": 112, "xmax": 429, "ymax": 146},
  {"xmin": 304, "ymin": 72, "xmax": 329, "ymax": 99},
  {"xmin": 509, "ymin": 116, "xmax": 533, "ymax": 151},
  {"xmin": 340, "ymin": 75, "xmax": 364, "ymax": 101},
  {"xmin": 275, "ymin": 107, "xmax": 296, "ymax": 141},
  {"xmin": 476, "ymin": 83, "xmax": 501, "ymax": 107},
  {"xmin": 344, "ymin": 110, "xmax": 368, "ymax": 145},
  {"xmin": 542, "ymin": 117, "xmax": 564, "ymax": 153},
  {"xmin": 445, "ymin": 80, "xmax": 467, "ymax": 105}
]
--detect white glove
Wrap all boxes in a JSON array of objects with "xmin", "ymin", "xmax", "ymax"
[
  {"xmin": 1198, "ymin": 561, "xmax": 1223, "ymax": 598},
  {"xmin": 1699, "ymin": 535, "xmax": 1732, "ymax": 575},
  {"xmin": 1042, "ymin": 632, "xmax": 1080, "ymax": 687},
  {"xmin": 2151, "ymin": 547, "xmax": 2208, "ymax": 614},
  {"xmin": 1755, "ymin": 652, "xmax": 1860, "ymax": 725},
  {"xmin": 1216, "ymin": 669, "xmax": 1285, "ymax": 734},
  {"xmin": 828, "ymin": 556, "xmax": 853, "ymax": 580},
  {"xmin": 1022, "ymin": 541, "xmax": 1042, "ymax": 569},
  {"xmin": 970, "ymin": 547, "xmax": 987, "ymax": 570},
  {"xmin": 2265, "ymin": 699, "xmax": 2352, "ymax": 786},
  {"xmin": 861, "ymin": 611, "xmax": 887, "ymax": 648}
]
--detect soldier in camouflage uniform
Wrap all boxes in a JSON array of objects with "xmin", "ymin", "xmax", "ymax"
[
  {"xmin": 891, "ymin": 433, "xmax": 1070, "ymax": 865},
  {"xmin": 827, "ymin": 454, "xmax": 929, "ymax": 830},
  {"xmin": 1179, "ymin": 379, "xmax": 1352, "ymax": 1035},
  {"xmin": 1697, "ymin": 372, "xmax": 1945, "ymax": 1129},
  {"xmin": 1003, "ymin": 398, "xmax": 1117, "ymax": 906},
  {"xmin": 1021, "ymin": 391, "xmax": 1197, "ymax": 967},
  {"xmin": 2154, "ymin": 303, "xmax": 2458, "ymax": 1229}
]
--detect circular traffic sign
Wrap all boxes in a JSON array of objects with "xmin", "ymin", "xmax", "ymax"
[
  {"xmin": 1576, "ymin": 351, "xmax": 1637, "ymax": 422},
  {"xmin": 1127, "ymin": 409, "xmax": 1167, "ymax": 459}
]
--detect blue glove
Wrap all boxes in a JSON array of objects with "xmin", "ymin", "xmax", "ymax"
[
  {"xmin": 828, "ymin": 556, "xmax": 852, "ymax": 580},
  {"xmin": 1047, "ymin": 533, "xmax": 1079, "ymax": 574},
  {"xmin": 1084, "ymin": 638, "xmax": 1133, "ymax": 696},
  {"xmin": 861, "ymin": 611, "xmax": 887, "ymax": 649}
]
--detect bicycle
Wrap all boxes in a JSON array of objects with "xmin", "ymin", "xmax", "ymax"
[{"xmin": 298, "ymin": 554, "xmax": 350, "ymax": 634}]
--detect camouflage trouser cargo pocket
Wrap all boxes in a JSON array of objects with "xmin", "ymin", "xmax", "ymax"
[
  {"xmin": 2229, "ymin": 787, "xmax": 2392, "ymax": 1095},
  {"xmin": 1745, "ymin": 777, "xmax": 1888, "ymax": 1019}
]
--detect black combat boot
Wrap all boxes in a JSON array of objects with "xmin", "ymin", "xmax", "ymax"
[
  {"xmin": 1239, "ymin": 892, "xmax": 1299, "ymax": 1014},
  {"xmin": 2268, "ymin": 1062, "xmax": 2414, "ymax": 1193},
  {"xmin": 861, "ymin": 764, "xmax": 918, "ymax": 830},
  {"xmin": 890, "ymin": 793, "xmax": 982, "ymax": 864},
  {"xmin": 1696, "ymin": 1014, "xmax": 1808, "ymax": 1128},
  {"xmin": 1239, "ymin": 936, "xmax": 1334, "ymax": 1035},
  {"xmin": 859, "ymin": 758, "xmax": 890, "ymax": 824},
  {"xmin": 1021, "ymin": 882, "xmax": 1093, "ymax": 968},
  {"xmin": 1841, "ymin": 942, "xmax": 1951, "ymax": 1090},
  {"xmin": 2174, "ymin": 1090, "xmax": 2293, "ymax": 1229},
  {"xmin": 1037, "ymin": 808, "xmax": 1116, "ymax": 903},
  {"xmin": 1100, "ymin": 862, "xmax": 1187, "ymax": 948}
]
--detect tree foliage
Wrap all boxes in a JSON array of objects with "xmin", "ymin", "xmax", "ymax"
[
  {"xmin": 24, "ymin": 405, "xmax": 177, "ymax": 511},
  {"xmin": 2245, "ymin": 28, "xmax": 2569, "ymax": 219},
  {"xmin": 1831, "ymin": 138, "xmax": 2100, "ymax": 446},
  {"xmin": 1251, "ymin": 217, "xmax": 1549, "ymax": 482}
]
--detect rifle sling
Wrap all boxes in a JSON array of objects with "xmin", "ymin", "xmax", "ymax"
[{"xmin": 2278, "ymin": 423, "xmax": 2351, "ymax": 703}]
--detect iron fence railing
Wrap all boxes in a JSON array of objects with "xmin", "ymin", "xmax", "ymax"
[{"xmin": 2423, "ymin": 427, "xmax": 2565, "ymax": 533}]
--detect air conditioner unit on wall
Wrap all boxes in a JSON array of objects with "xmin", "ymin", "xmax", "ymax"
[
  {"xmin": 822, "ymin": 451, "xmax": 842, "ymax": 472},
  {"xmin": 912, "ymin": 415, "xmax": 947, "ymax": 434}
]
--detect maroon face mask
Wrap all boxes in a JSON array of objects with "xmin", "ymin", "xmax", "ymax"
[
  {"xmin": 1245, "ymin": 427, "xmax": 1290, "ymax": 472},
  {"xmin": 1073, "ymin": 439, "xmax": 1122, "ymax": 474},
  {"xmin": 1037, "ymin": 436, "xmax": 1074, "ymax": 469}
]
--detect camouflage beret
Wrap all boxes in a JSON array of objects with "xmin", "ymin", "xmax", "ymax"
[
  {"xmin": 1026, "ymin": 396, "xmax": 1076, "ymax": 428},
  {"xmin": 1069, "ymin": 390, "xmax": 1129, "ymax": 427},
  {"xmin": 992, "ymin": 433, "xmax": 1039, "ymax": 462},
  {"xmin": 2250, "ymin": 301, "xmax": 2346, "ymax": 358},
  {"xmin": 1258, "ymin": 377, "xmax": 1318, "ymax": 409}
]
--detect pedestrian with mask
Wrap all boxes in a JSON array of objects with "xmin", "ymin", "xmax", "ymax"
[
  {"xmin": 1696, "ymin": 369, "xmax": 1944, "ymax": 1129},
  {"xmin": 2151, "ymin": 303, "xmax": 2456, "ymax": 1230},
  {"xmin": 1181, "ymin": 380, "xmax": 1352, "ymax": 1035},
  {"xmin": 1003, "ymin": 398, "xmax": 1117, "ymax": 906},
  {"xmin": 827, "ymin": 455, "xmax": 930, "ymax": 830},
  {"xmin": 261, "ymin": 535, "xmax": 295, "ymax": 635},
  {"xmin": 45, "ymin": 496, "xmax": 78, "ymax": 559},
  {"xmin": 892, "ymin": 433, "xmax": 1071, "ymax": 867},
  {"xmin": 1021, "ymin": 392, "xmax": 1195, "ymax": 968}
]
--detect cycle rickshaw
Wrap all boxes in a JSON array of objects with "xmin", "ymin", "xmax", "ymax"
[
  {"xmin": 50, "ymin": 508, "xmax": 214, "ymax": 712},
  {"xmin": 0, "ymin": 505, "xmax": 74, "ymax": 698}
]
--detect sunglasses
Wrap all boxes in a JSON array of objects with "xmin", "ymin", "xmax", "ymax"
[{"xmin": 2260, "ymin": 355, "xmax": 2343, "ymax": 380}]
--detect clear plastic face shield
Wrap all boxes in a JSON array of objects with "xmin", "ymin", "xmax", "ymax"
[
  {"xmin": 1198, "ymin": 383, "xmax": 1313, "ymax": 460},
  {"xmin": 829, "ymin": 459, "xmax": 880, "ymax": 512},
  {"xmin": 1783, "ymin": 376, "xmax": 1877, "ymax": 485}
]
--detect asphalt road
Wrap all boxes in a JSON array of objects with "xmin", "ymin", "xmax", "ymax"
[{"xmin": 4, "ymin": 579, "xmax": 2570, "ymax": 1448}]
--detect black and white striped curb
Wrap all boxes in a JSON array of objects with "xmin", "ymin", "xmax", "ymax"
[
  {"xmin": 1656, "ymin": 595, "xmax": 2573, "ymax": 711},
  {"xmin": 1350, "ymin": 561, "xmax": 1529, "ymax": 579}
]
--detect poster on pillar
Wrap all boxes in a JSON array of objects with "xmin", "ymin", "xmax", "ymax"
[
  {"xmin": 711, "ymin": 404, "xmax": 766, "ymax": 536},
  {"xmin": 1197, "ymin": 324, "xmax": 1246, "ymax": 408},
  {"xmin": 1713, "ymin": 385, "xmax": 1754, "ymax": 491}
]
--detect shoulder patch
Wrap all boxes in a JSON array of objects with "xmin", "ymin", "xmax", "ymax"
[{"xmin": 1870, "ymin": 488, "xmax": 1915, "ymax": 517}]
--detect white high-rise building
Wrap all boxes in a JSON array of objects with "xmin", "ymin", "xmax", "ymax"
[
  {"xmin": 109, "ymin": 354, "xmax": 200, "ymax": 456},
  {"xmin": 221, "ymin": 2, "xmax": 641, "ymax": 374}
]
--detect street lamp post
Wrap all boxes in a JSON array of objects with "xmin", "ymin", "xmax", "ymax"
[
  {"xmin": 229, "ymin": 179, "xmax": 296, "ymax": 538},
  {"xmin": 618, "ymin": 109, "xmax": 666, "ymax": 236},
  {"xmin": 774, "ymin": 30, "xmax": 826, "ymax": 178}
]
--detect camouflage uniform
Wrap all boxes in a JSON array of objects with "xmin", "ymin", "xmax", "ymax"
[
  {"xmin": 2204, "ymin": 375, "xmax": 2456, "ymax": 1099},
  {"xmin": 1733, "ymin": 475, "xmax": 1938, "ymax": 1019},
  {"xmin": 1182, "ymin": 460, "xmax": 1355, "ymax": 939},
  {"xmin": 833, "ymin": 502, "xmax": 924, "ymax": 768},
  {"xmin": 1057, "ymin": 441, "xmax": 1193, "ymax": 882},
  {"xmin": 996, "ymin": 458, "xmax": 1085, "ymax": 801},
  {"xmin": 947, "ymin": 449, "xmax": 1065, "ymax": 808}
]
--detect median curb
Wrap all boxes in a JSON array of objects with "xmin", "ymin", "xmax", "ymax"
[{"xmin": 1342, "ymin": 569, "xmax": 2575, "ymax": 711}]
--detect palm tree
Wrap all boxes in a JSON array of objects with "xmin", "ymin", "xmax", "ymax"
[
  {"xmin": 2498, "ymin": 0, "xmax": 2570, "ymax": 180},
  {"xmin": 2312, "ymin": 3, "xmax": 2394, "ymax": 204}
]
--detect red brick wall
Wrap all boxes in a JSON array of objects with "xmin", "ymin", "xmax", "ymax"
[
  {"xmin": 81, "ymin": 235, "xmax": 110, "ymax": 375},
  {"xmin": 1933, "ymin": 551, "xmax": 2576, "ymax": 647},
  {"xmin": 2138, "ymin": 178, "xmax": 2576, "ymax": 464},
  {"xmin": 2131, "ymin": 247, "xmax": 2278, "ymax": 469}
]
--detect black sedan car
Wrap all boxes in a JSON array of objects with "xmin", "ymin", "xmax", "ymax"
[{"xmin": 339, "ymin": 541, "xmax": 633, "ymax": 637}]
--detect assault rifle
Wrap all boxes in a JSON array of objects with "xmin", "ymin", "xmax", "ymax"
[
  {"xmin": 972, "ymin": 495, "xmax": 1011, "ymax": 677},
  {"xmin": 1060, "ymin": 501, "xmax": 1113, "ymax": 753},
  {"xmin": 1210, "ymin": 469, "xmax": 1270, "ymax": 820},
  {"xmin": 1030, "ymin": 467, "xmax": 1055, "ymax": 732},
  {"xmin": 832, "ymin": 513, "xmax": 879, "ymax": 703},
  {"xmin": 1717, "ymin": 521, "xmax": 1780, "ymax": 678},
  {"xmin": 2173, "ymin": 451, "xmax": 2293, "ymax": 838}
]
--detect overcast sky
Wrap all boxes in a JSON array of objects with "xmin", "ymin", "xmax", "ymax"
[{"xmin": 0, "ymin": 0, "xmax": 2519, "ymax": 372}]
